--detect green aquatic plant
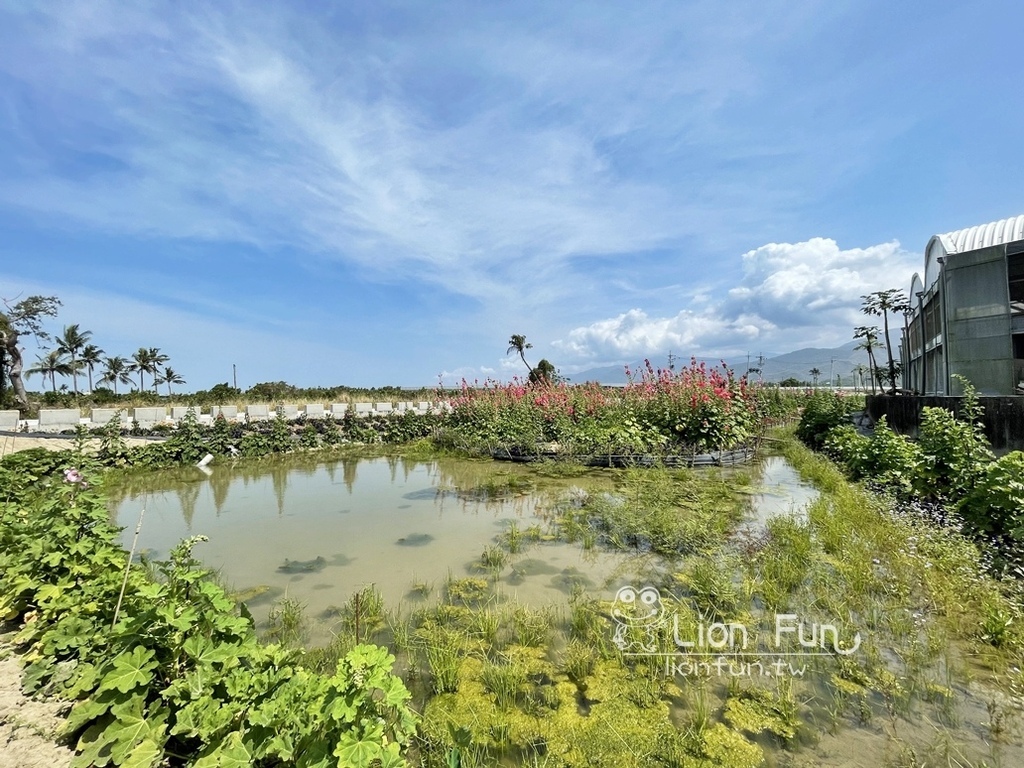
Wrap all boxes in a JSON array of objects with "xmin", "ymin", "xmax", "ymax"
[
  {"xmin": 724, "ymin": 685, "xmax": 800, "ymax": 742},
  {"xmin": 508, "ymin": 604, "xmax": 554, "ymax": 648},
  {"xmin": 446, "ymin": 576, "xmax": 491, "ymax": 606},
  {"xmin": 478, "ymin": 545, "xmax": 508, "ymax": 576},
  {"xmin": 265, "ymin": 596, "xmax": 308, "ymax": 647},
  {"xmin": 340, "ymin": 584, "xmax": 386, "ymax": 641},
  {"xmin": 480, "ymin": 654, "xmax": 528, "ymax": 711},
  {"xmin": 416, "ymin": 625, "xmax": 464, "ymax": 695}
]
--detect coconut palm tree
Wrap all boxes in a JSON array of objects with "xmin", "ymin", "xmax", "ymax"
[
  {"xmin": 147, "ymin": 348, "xmax": 169, "ymax": 392},
  {"xmin": 157, "ymin": 367, "xmax": 186, "ymax": 397},
  {"xmin": 99, "ymin": 356, "xmax": 133, "ymax": 395},
  {"xmin": 26, "ymin": 350, "xmax": 73, "ymax": 393},
  {"xmin": 129, "ymin": 347, "xmax": 154, "ymax": 391},
  {"xmin": 854, "ymin": 326, "xmax": 884, "ymax": 395},
  {"xmin": 56, "ymin": 324, "xmax": 92, "ymax": 395},
  {"xmin": 506, "ymin": 334, "xmax": 534, "ymax": 377},
  {"xmin": 80, "ymin": 343, "xmax": 104, "ymax": 393}
]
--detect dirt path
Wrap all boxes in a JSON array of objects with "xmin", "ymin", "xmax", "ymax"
[
  {"xmin": 0, "ymin": 631, "xmax": 73, "ymax": 768},
  {"xmin": 0, "ymin": 433, "xmax": 162, "ymax": 459}
]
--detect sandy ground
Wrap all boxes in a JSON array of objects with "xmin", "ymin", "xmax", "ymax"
[
  {"xmin": 0, "ymin": 631, "xmax": 73, "ymax": 768},
  {"xmin": 0, "ymin": 433, "xmax": 162, "ymax": 459}
]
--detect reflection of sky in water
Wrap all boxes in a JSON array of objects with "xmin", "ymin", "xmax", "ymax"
[
  {"xmin": 109, "ymin": 456, "xmax": 643, "ymax": 623},
  {"xmin": 738, "ymin": 456, "xmax": 819, "ymax": 535}
]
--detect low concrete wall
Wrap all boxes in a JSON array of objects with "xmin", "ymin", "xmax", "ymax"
[
  {"xmin": 27, "ymin": 401, "xmax": 451, "ymax": 432},
  {"xmin": 38, "ymin": 409, "xmax": 81, "ymax": 432},
  {"xmin": 866, "ymin": 395, "xmax": 1024, "ymax": 453},
  {"xmin": 133, "ymin": 407, "xmax": 167, "ymax": 427},
  {"xmin": 0, "ymin": 410, "xmax": 19, "ymax": 430},
  {"xmin": 91, "ymin": 408, "xmax": 129, "ymax": 426},
  {"xmin": 246, "ymin": 404, "xmax": 270, "ymax": 421}
]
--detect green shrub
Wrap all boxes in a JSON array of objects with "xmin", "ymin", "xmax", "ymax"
[
  {"xmin": 795, "ymin": 391, "xmax": 856, "ymax": 448},
  {"xmin": 0, "ymin": 463, "xmax": 417, "ymax": 767},
  {"xmin": 959, "ymin": 451, "xmax": 1024, "ymax": 542},
  {"xmin": 915, "ymin": 406, "xmax": 992, "ymax": 501}
]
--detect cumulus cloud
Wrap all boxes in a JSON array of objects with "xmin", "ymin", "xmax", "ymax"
[{"xmin": 555, "ymin": 237, "xmax": 918, "ymax": 363}]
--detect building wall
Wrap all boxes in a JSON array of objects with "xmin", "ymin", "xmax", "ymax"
[{"xmin": 866, "ymin": 394, "xmax": 1024, "ymax": 453}]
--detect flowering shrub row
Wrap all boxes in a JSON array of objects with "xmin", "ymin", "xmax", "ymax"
[{"xmin": 438, "ymin": 359, "xmax": 792, "ymax": 456}]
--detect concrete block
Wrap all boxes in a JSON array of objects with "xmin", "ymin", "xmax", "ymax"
[
  {"xmin": 304, "ymin": 404, "xmax": 325, "ymax": 418},
  {"xmin": 38, "ymin": 409, "xmax": 82, "ymax": 432},
  {"xmin": 374, "ymin": 402, "xmax": 393, "ymax": 414},
  {"xmin": 0, "ymin": 410, "xmax": 19, "ymax": 430},
  {"xmin": 330, "ymin": 403, "xmax": 349, "ymax": 418},
  {"xmin": 354, "ymin": 403, "xmax": 373, "ymax": 417},
  {"xmin": 211, "ymin": 405, "xmax": 239, "ymax": 421},
  {"xmin": 246, "ymin": 404, "xmax": 270, "ymax": 421},
  {"xmin": 90, "ymin": 408, "xmax": 129, "ymax": 426},
  {"xmin": 133, "ymin": 407, "xmax": 167, "ymax": 427},
  {"xmin": 171, "ymin": 407, "xmax": 197, "ymax": 421},
  {"xmin": 280, "ymin": 404, "xmax": 300, "ymax": 420}
]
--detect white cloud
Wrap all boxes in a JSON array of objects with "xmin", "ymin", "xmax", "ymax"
[{"xmin": 555, "ymin": 237, "xmax": 918, "ymax": 363}]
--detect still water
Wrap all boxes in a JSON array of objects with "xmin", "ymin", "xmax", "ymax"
[{"xmin": 108, "ymin": 453, "xmax": 817, "ymax": 624}]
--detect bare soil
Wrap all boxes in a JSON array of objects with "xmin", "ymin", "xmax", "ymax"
[{"xmin": 0, "ymin": 630, "xmax": 73, "ymax": 768}]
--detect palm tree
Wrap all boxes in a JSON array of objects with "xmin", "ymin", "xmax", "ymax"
[
  {"xmin": 157, "ymin": 367, "xmax": 186, "ymax": 397},
  {"xmin": 130, "ymin": 348, "xmax": 154, "ymax": 391},
  {"xmin": 809, "ymin": 367, "xmax": 821, "ymax": 387},
  {"xmin": 99, "ymin": 356, "xmax": 133, "ymax": 395},
  {"xmin": 147, "ymin": 347, "xmax": 169, "ymax": 392},
  {"xmin": 507, "ymin": 334, "xmax": 534, "ymax": 376},
  {"xmin": 80, "ymin": 343, "xmax": 104, "ymax": 393},
  {"xmin": 56, "ymin": 324, "xmax": 92, "ymax": 395},
  {"xmin": 861, "ymin": 289, "xmax": 908, "ymax": 395},
  {"xmin": 26, "ymin": 350, "xmax": 73, "ymax": 393},
  {"xmin": 854, "ymin": 326, "xmax": 884, "ymax": 395}
]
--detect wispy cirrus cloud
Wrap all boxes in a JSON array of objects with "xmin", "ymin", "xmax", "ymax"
[{"xmin": 0, "ymin": 1, "xmax": 889, "ymax": 311}]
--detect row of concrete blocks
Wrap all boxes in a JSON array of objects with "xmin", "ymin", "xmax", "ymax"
[{"xmin": 0, "ymin": 402, "xmax": 452, "ymax": 433}]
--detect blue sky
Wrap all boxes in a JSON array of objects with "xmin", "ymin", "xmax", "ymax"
[{"xmin": 2, "ymin": 0, "xmax": 1023, "ymax": 389}]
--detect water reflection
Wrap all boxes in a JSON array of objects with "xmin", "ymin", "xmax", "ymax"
[{"xmin": 107, "ymin": 454, "xmax": 623, "ymax": 622}]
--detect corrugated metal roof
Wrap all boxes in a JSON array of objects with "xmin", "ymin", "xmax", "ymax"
[{"xmin": 937, "ymin": 213, "xmax": 1024, "ymax": 254}]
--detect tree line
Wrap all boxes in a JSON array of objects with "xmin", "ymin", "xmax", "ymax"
[{"xmin": 0, "ymin": 294, "xmax": 184, "ymax": 410}]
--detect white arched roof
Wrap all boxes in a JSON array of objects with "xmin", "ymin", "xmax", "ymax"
[
  {"xmin": 936, "ymin": 213, "xmax": 1024, "ymax": 255},
  {"xmin": 923, "ymin": 213, "xmax": 1024, "ymax": 289},
  {"xmin": 909, "ymin": 273, "xmax": 923, "ymax": 307}
]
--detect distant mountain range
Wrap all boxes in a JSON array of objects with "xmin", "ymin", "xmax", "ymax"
[{"xmin": 567, "ymin": 340, "xmax": 873, "ymax": 386}]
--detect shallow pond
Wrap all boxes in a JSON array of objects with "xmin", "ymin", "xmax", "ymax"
[
  {"xmin": 110, "ymin": 456, "xmax": 647, "ymax": 622},
  {"xmin": 108, "ymin": 453, "xmax": 815, "ymax": 625},
  {"xmin": 107, "ymin": 451, "xmax": 1022, "ymax": 766}
]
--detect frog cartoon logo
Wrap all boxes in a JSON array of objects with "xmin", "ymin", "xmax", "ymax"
[{"xmin": 611, "ymin": 585, "xmax": 664, "ymax": 653}]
